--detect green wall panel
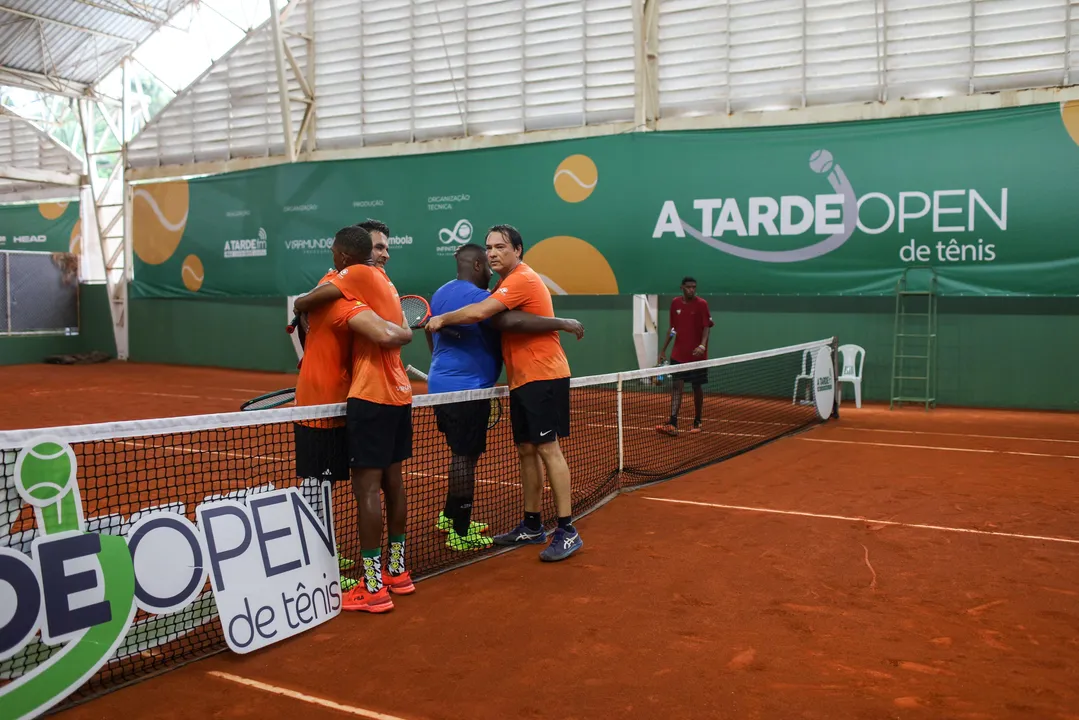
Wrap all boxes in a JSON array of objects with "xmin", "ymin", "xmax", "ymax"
[
  {"xmin": 129, "ymin": 295, "xmax": 640, "ymax": 379},
  {"xmin": 126, "ymin": 294, "xmax": 1078, "ymax": 412},
  {"xmin": 129, "ymin": 296, "xmax": 298, "ymax": 372}
]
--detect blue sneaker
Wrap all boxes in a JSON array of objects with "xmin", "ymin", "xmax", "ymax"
[
  {"xmin": 539, "ymin": 527, "xmax": 583, "ymax": 562},
  {"xmin": 492, "ymin": 522, "xmax": 548, "ymax": 546}
]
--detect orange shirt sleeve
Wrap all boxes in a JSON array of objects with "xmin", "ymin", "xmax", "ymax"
[
  {"xmin": 493, "ymin": 270, "xmax": 531, "ymax": 311},
  {"xmin": 330, "ymin": 265, "xmax": 376, "ymax": 303},
  {"xmin": 329, "ymin": 297, "xmax": 370, "ymax": 330}
]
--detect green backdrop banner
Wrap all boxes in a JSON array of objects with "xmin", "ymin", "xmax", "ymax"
[
  {"xmin": 130, "ymin": 103, "xmax": 1079, "ymax": 299},
  {"xmin": 0, "ymin": 201, "xmax": 80, "ymax": 254}
]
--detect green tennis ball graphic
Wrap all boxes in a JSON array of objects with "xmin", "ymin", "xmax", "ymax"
[{"xmin": 16, "ymin": 440, "xmax": 76, "ymax": 507}]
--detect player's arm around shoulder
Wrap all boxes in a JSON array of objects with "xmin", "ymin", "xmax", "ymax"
[
  {"xmin": 347, "ymin": 307, "xmax": 412, "ymax": 348},
  {"xmin": 293, "ymin": 282, "xmax": 343, "ymax": 315},
  {"xmin": 489, "ymin": 311, "xmax": 584, "ymax": 340},
  {"xmin": 329, "ymin": 295, "xmax": 412, "ymax": 348},
  {"xmin": 426, "ymin": 295, "xmax": 506, "ymax": 333}
]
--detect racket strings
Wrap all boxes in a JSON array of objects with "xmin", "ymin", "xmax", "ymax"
[{"xmin": 400, "ymin": 295, "xmax": 430, "ymax": 328}]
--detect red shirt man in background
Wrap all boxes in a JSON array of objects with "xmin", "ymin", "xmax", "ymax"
[{"xmin": 656, "ymin": 276, "xmax": 714, "ymax": 436}]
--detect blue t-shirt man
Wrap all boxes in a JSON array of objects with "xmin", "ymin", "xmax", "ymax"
[{"xmin": 427, "ymin": 279, "xmax": 501, "ymax": 393}]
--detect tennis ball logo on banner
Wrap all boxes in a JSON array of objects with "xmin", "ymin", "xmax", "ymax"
[
  {"xmin": 132, "ymin": 181, "xmax": 197, "ymax": 293},
  {"xmin": 182, "ymin": 254, "xmax": 205, "ymax": 292},
  {"xmin": 1062, "ymin": 100, "xmax": 1079, "ymax": 146},
  {"xmin": 132, "ymin": 181, "xmax": 189, "ymax": 264},
  {"xmin": 527, "ymin": 155, "xmax": 619, "ymax": 295},
  {"xmin": 524, "ymin": 236, "xmax": 618, "ymax": 295},
  {"xmin": 37, "ymin": 203, "xmax": 68, "ymax": 222},
  {"xmin": 553, "ymin": 155, "xmax": 598, "ymax": 203},
  {"xmin": 0, "ymin": 437, "xmax": 343, "ymax": 720}
]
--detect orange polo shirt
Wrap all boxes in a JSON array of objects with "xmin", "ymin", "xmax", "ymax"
[
  {"xmin": 294, "ymin": 270, "xmax": 350, "ymax": 428},
  {"xmin": 491, "ymin": 262, "xmax": 570, "ymax": 390},
  {"xmin": 328, "ymin": 265, "xmax": 411, "ymax": 407}
]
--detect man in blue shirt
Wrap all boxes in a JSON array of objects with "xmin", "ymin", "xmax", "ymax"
[{"xmin": 427, "ymin": 243, "xmax": 583, "ymax": 551}]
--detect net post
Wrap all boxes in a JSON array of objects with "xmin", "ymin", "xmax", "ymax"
[
  {"xmin": 830, "ymin": 335, "xmax": 840, "ymax": 421},
  {"xmin": 616, "ymin": 375, "xmax": 624, "ymax": 473}
]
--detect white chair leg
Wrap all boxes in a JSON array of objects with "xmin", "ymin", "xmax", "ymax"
[{"xmin": 854, "ymin": 380, "xmax": 862, "ymax": 409}]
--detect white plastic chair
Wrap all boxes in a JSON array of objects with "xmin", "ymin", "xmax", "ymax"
[
  {"xmin": 792, "ymin": 349, "xmax": 814, "ymax": 405},
  {"xmin": 837, "ymin": 344, "xmax": 866, "ymax": 408}
]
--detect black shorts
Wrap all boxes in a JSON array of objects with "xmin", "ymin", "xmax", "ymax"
[
  {"xmin": 671, "ymin": 359, "xmax": 709, "ymax": 387},
  {"xmin": 435, "ymin": 400, "xmax": 489, "ymax": 457},
  {"xmin": 509, "ymin": 378, "xmax": 570, "ymax": 446},
  {"xmin": 347, "ymin": 398, "xmax": 413, "ymax": 469},
  {"xmin": 294, "ymin": 423, "xmax": 350, "ymax": 481}
]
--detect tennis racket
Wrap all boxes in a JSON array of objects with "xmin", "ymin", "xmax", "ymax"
[
  {"xmin": 400, "ymin": 295, "xmax": 431, "ymax": 329},
  {"xmin": 487, "ymin": 397, "xmax": 502, "ymax": 429},
  {"xmin": 241, "ymin": 388, "xmax": 296, "ymax": 411},
  {"xmin": 405, "ymin": 365, "xmax": 428, "ymax": 381}
]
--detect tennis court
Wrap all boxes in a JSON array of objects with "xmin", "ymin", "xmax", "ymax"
[{"xmin": 4, "ymin": 355, "xmax": 1078, "ymax": 720}]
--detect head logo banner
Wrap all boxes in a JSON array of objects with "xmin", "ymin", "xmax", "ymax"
[
  {"xmin": 0, "ymin": 437, "xmax": 342, "ymax": 719},
  {"xmin": 0, "ymin": 203, "xmax": 80, "ymax": 254}
]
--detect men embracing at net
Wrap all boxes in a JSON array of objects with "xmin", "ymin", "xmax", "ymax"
[
  {"xmin": 426, "ymin": 242, "xmax": 584, "ymax": 552},
  {"xmin": 290, "ymin": 225, "xmax": 374, "ymax": 590},
  {"xmin": 426, "ymin": 225, "xmax": 584, "ymax": 562},
  {"xmin": 294, "ymin": 223, "xmax": 415, "ymax": 614}
]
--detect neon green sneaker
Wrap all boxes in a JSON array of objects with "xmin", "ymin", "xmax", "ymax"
[
  {"xmin": 436, "ymin": 511, "xmax": 489, "ymax": 535},
  {"xmin": 446, "ymin": 529, "xmax": 494, "ymax": 551},
  {"xmin": 340, "ymin": 576, "xmax": 358, "ymax": 592},
  {"xmin": 338, "ymin": 545, "xmax": 356, "ymax": 570}
]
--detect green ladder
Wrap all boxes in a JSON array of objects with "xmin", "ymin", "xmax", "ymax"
[{"xmin": 890, "ymin": 267, "xmax": 938, "ymax": 411}]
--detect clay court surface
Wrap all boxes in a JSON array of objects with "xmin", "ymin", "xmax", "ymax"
[{"xmin": 3, "ymin": 363, "xmax": 1079, "ymax": 720}]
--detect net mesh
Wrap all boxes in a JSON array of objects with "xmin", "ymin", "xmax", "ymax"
[{"xmin": 0, "ymin": 337, "xmax": 836, "ymax": 707}]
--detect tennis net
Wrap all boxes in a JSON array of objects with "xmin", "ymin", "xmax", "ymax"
[{"xmin": 0, "ymin": 336, "xmax": 837, "ymax": 709}]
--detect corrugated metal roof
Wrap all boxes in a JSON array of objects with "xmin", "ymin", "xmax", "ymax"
[
  {"xmin": 0, "ymin": 112, "xmax": 82, "ymax": 199},
  {"xmin": 0, "ymin": 0, "xmax": 194, "ymax": 89}
]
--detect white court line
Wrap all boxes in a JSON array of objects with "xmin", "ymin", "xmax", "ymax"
[
  {"xmin": 834, "ymin": 426, "xmax": 1079, "ymax": 445},
  {"xmin": 207, "ymin": 671, "xmax": 413, "ymax": 720},
  {"xmin": 641, "ymin": 496, "xmax": 1079, "ymax": 546},
  {"xmin": 28, "ymin": 385, "xmax": 262, "ymax": 398},
  {"xmin": 798, "ymin": 437, "xmax": 1079, "ymax": 460},
  {"xmin": 408, "ymin": 469, "xmax": 546, "ymax": 492},
  {"xmin": 114, "ymin": 440, "xmax": 289, "ymax": 463},
  {"xmin": 173, "ymin": 384, "xmax": 278, "ymax": 394},
  {"xmin": 127, "ymin": 391, "xmax": 251, "ymax": 401},
  {"xmin": 574, "ymin": 406, "xmax": 799, "ymax": 429},
  {"xmin": 585, "ymin": 422, "xmax": 771, "ymax": 440}
]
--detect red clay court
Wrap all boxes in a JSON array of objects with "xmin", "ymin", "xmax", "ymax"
[{"xmin": 3, "ymin": 362, "xmax": 1079, "ymax": 720}]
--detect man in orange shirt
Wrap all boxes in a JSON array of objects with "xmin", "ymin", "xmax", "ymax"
[
  {"xmin": 292, "ymin": 225, "xmax": 370, "ymax": 585},
  {"xmin": 297, "ymin": 226, "xmax": 414, "ymax": 613},
  {"xmin": 357, "ymin": 218, "xmax": 391, "ymax": 270},
  {"xmin": 426, "ymin": 224, "xmax": 583, "ymax": 562},
  {"xmin": 295, "ymin": 226, "xmax": 415, "ymax": 613}
]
